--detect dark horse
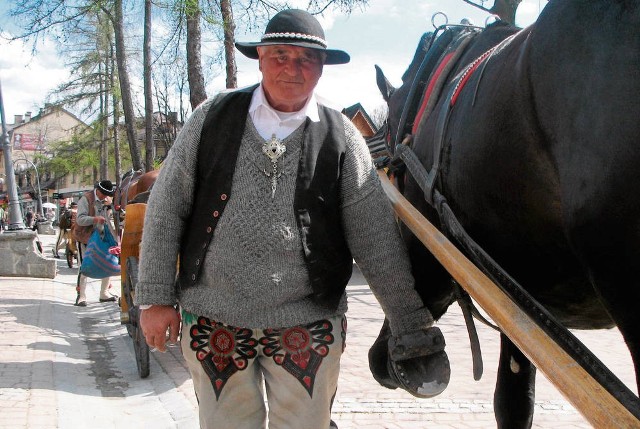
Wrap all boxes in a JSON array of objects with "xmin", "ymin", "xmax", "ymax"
[{"xmin": 368, "ymin": 0, "xmax": 640, "ymax": 427}]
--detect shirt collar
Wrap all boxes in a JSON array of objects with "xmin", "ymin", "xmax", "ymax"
[{"xmin": 249, "ymin": 83, "xmax": 320, "ymax": 123}]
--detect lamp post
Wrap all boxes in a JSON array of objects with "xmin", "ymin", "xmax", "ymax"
[
  {"xmin": 14, "ymin": 158, "xmax": 44, "ymax": 218},
  {"xmin": 0, "ymin": 78, "xmax": 26, "ymax": 230}
]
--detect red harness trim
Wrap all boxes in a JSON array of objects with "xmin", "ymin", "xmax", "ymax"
[
  {"xmin": 411, "ymin": 52, "xmax": 456, "ymax": 135},
  {"xmin": 450, "ymin": 47, "xmax": 495, "ymax": 107}
]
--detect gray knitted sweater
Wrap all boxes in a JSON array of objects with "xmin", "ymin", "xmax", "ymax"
[{"xmin": 136, "ymin": 94, "xmax": 433, "ymax": 336}]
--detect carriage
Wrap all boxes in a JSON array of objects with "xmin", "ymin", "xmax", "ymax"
[
  {"xmin": 119, "ymin": 202, "xmax": 150, "ymax": 378},
  {"xmin": 116, "ymin": 169, "xmax": 159, "ymax": 378}
]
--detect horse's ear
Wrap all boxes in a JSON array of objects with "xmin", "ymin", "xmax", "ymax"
[{"xmin": 375, "ymin": 64, "xmax": 395, "ymax": 103}]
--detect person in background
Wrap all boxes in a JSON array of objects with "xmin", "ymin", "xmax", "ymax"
[
  {"xmin": 24, "ymin": 208, "xmax": 33, "ymax": 228},
  {"xmin": 54, "ymin": 202, "xmax": 77, "ymax": 258},
  {"xmin": 73, "ymin": 180, "xmax": 118, "ymax": 307},
  {"xmin": 31, "ymin": 213, "xmax": 41, "ymax": 231},
  {"xmin": 136, "ymin": 9, "xmax": 448, "ymax": 429},
  {"xmin": 0, "ymin": 205, "xmax": 6, "ymax": 231}
]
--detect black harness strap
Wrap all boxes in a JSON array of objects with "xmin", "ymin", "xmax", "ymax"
[{"xmin": 392, "ymin": 26, "xmax": 640, "ymax": 418}]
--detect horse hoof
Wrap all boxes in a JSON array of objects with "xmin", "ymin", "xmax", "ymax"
[{"xmin": 388, "ymin": 350, "xmax": 451, "ymax": 398}]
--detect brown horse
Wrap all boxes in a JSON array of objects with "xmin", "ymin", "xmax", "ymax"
[{"xmin": 115, "ymin": 169, "xmax": 160, "ymax": 211}]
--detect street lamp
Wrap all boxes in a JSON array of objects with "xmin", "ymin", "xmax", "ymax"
[
  {"xmin": 0, "ymin": 78, "xmax": 26, "ymax": 230},
  {"xmin": 13, "ymin": 158, "xmax": 44, "ymax": 218}
]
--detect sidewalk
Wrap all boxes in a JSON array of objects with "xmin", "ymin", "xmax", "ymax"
[{"xmin": 0, "ymin": 230, "xmax": 635, "ymax": 428}]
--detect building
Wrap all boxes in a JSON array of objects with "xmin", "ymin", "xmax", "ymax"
[
  {"xmin": 342, "ymin": 103, "xmax": 377, "ymax": 138},
  {"xmin": 133, "ymin": 111, "xmax": 182, "ymax": 163},
  {"xmin": 0, "ymin": 105, "xmax": 93, "ymax": 211}
]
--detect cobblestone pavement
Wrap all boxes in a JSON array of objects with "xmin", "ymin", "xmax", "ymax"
[{"xmin": 0, "ymin": 230, "xmax": 635, "ymax": 428}]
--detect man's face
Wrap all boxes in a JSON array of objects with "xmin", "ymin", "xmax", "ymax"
[
  {"xmin": 96, "ymin": 190, "xmax": 112, "ymax": 203},
  {"xmin": 257, "ymin": 45, "xmax": 324, "ymax": 112}
]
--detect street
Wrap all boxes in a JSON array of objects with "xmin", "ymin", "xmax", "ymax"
[{"xmin": 0, "ymin": 230, "xmax": 635, "ymax": 428}]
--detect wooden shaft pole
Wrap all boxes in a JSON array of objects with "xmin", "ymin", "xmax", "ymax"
[{"xmin": 378, "ymin": 170, "xmax": 638, "ymax": 427}]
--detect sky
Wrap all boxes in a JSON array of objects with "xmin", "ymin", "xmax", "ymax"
[{"xmin": 0, "ymin": 0, "xmax": 546, "ymax": 124}]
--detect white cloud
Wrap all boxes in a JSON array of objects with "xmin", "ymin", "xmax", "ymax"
[{"xmin": 0, "ymin": 36, "xmax": 69, "ymax": 121}]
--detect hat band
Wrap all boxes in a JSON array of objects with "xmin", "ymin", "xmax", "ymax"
[
  {"xmin": 261, "ymin": 32, "xmax": 327, "ymax": 48},
  {"xmin": 97, "ymin": 184, "xmax": 114, "ymax": 194}
]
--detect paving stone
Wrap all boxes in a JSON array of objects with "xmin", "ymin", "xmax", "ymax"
[{"xmin": 0, "ymin": 230, "xmax": 635, "ymax": 428}]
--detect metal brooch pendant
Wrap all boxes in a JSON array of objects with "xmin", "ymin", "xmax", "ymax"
[{"xmin": 262, "ymin": 134, "xmax": 287, "ymax": 198}]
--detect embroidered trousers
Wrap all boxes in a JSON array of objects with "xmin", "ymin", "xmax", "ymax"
[{"xmin": 181, "ymin": 311, "xmax": 346, "ymax": 429}]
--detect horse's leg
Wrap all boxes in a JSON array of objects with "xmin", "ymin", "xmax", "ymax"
[
  {"xmin": 494, "ymin": 333, "xmax": 536, "ymax": 429},
  {"xmin": 562, "ymin": 184, "xmax": 640, "ymax": 394},
  {"xmin": 54, "ymin": 229, "xmax": 65, "ymax": 258},
  {"xmin": 585, "ymin": 263, "xmax": 640, "ymax": 395}
]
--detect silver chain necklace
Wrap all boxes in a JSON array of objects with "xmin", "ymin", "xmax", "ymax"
[{"xmin": 262, "ymin": 133, "xmax": 287, "ymax": 198}]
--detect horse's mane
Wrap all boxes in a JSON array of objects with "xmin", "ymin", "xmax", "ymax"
[
  {"xmin": 402, "ymin": 32, "xmax": 434, "ymax": 83},
  {"xmin": 121, "ymin": 168, "xmax": 141, "ymax": 182},
  {"xmin": 401, "ymin": 20, "xmax": 520, "ymax": 86}
]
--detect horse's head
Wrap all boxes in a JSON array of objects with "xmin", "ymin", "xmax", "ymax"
[{"xmin": 373, "ymin": 32, "xmax": 435, "ymax": 156}]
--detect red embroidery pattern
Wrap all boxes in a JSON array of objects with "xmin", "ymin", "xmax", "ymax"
[
  {"xmin": 189, "ymin": 317, "xmax": 258, "ymax": 399},
  {"xmin": 341, "ymin": 316, "xmax": 347, "ymax": 353},
  {"xmin": 260, "ymin": 319, "xmax": 335, "ymax": 397}
]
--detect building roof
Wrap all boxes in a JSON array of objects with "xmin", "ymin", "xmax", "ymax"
[
  {"xmin": 8, "ymin": 105, "xmax": 89, "ymax": 153},
  {"xmin": 10, "ymin": 105, "xmax": 87, "ymax": 132},
  {"xmin": 342, "ymin": 103, "xmax": 377, "ymax": 133},
  {"xmin": 342, "ymin": 103, "xmax": 379, "ymax": 139}
]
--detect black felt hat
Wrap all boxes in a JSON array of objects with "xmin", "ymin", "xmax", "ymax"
[
  {"xmin": 235, "ymin": 9, "xmax": 350, "ymax": 65},
  {"xmin": 96, "ymin": 180, "xmax": 116, "ymax": 197}
]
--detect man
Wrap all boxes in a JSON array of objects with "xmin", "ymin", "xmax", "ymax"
[
  {"xmin": 137, "ymin": 9, "xmax": 448, "ymax": 428},
  {"xmin": 0, "ymin": 205, "xmax": 5, "ymax": 231},
  {"xmin": 73, "ymin": 180, "xmax": 118, "ymax": 307},
  {"xmin": 24, "ymin": 208, "xmax": 33, "ymax": 228},
  {"xmin": 54, "ymin": 201, "xmax": 77, "ymax": 258}
]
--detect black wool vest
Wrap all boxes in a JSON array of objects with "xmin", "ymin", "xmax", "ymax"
[{"xmin": 177, "ymin": 86, "xmax": 353, "ymax": 310}]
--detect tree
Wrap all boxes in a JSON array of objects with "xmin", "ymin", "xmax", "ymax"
[
  {"xmin": 3, "ymin": 0, "xmax": 144, "ymax": 174},
  {"xmin": 186, "ymin": 0, "xmax": 207, "ymax": 109},
  {"xmin": 462, "ymin": 0, "xmax": 523, "ymax": 25},
  {"xmin": 110, "ymin": 0, "xmax": 144, "ymax": 171},
  {"xmin": 220, "ymin": 0, "xmax": 237, "ymax": 89},
  {"xmin": 370, "ymin": 104, "xmax": 388, "ymax": 129},
  {"xmin": 143, "ymin": 0, "xmax": 154, "ymax": 170}
]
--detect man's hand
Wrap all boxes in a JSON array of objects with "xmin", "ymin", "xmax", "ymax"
[
  {"xmin": 94, "ymin": 216, "xmax": 106, "ymax": 225},
  {"xmin": 140, "ymin": 305, "xmax": 181, "ymax": 352}
]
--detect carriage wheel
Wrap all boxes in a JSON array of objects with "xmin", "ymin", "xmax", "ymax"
[{"xmin": 124, "ymin": 256, "xmax": 150, "ymax": 378}]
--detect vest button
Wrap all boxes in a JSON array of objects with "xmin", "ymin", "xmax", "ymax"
[
  {"xmin": 206, "ymin": 226, "xmax": 212, "ymax": 233},
  {"xmin": 220, "ymin": 194, "xmax": 227, "ymax": 201},
  {"xmin": 191, "ymin": 274, "xmax": 196, "ymax": 281},
  {"xmin": 212, "ymin": 211, "xmax": 219, "ymax": 218},
  {"xmin": 202, "ymin": 242, "xmax": 207, "ymax": 249},
  {"xmin": 195, "ymin": 258, "xmax": 200, "ymax": 266}
]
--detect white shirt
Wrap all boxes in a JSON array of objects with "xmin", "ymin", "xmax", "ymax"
[{"xmin": 249, "ymin": 84, "xmax": 321, "ymax": 140}]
